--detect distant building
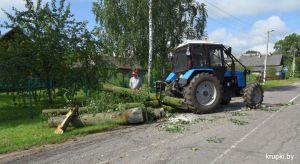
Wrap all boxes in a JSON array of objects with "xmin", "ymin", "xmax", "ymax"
[
  {"xmin": 0, "ymin": 27, "xmax": 24, "ymax": 42},
  {"xmin": 239, "ymin": 53, "xmax": 284, "ymax": 77}
]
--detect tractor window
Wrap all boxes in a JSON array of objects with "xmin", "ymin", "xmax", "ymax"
[
  {"xmin": 209, "ymin": 48, "xmax": 223, "ymax": 67},
  {"xmin": 173, "ymin": 47, "xmax": 188, "ymax": 72},
  {"xmin": 192, "ymin": 46, "xmax": 208, "ymax": 67}
]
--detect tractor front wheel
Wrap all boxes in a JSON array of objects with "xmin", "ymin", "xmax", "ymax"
[
  {"xmin": 184, "ymin": 73, "xmax": 222, "ymax": 114},
  {"xmin": 243, "ymin": 83, "xmax": 264, "ymax": 109}
]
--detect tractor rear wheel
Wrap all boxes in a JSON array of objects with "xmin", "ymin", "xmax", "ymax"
[
  {"xmin": 243, "ymin": 83, "xmax": 264, "ymax": 109},
  {"xmin": 184, "ymin": 73, "xmax": 222, "ymax": 114}
]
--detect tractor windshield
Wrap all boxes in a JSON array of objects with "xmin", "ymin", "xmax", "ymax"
[
  {"xmin": 173, "ymin": 46, "xmax": 188, "ymax": 72},
  {"xmin": 191, "ymin": 45, "xmax": 208, "ymax": 67}
]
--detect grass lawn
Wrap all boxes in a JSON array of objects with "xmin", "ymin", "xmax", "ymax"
[
  {"xmin": 263, "ymin": 78, "xmax": 300, "ymax": 89},
  {"xmin": 0, "ymin": 93, "xmax": 120, "ymax": 154}
]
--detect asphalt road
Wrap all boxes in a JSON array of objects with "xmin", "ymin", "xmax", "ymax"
[{"xmin": 2, "ymin": 83, "xmax": 300, "ymax": 164}]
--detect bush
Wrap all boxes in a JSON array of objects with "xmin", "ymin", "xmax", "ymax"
[
  {"xmin": 266, "ymin": 67, "xmax": 277, "ymax": 80},
  {"xmin": 86, "ymin": 90, "xmax": 149, "ymax": 113}
]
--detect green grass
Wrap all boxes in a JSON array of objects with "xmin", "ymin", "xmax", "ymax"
[
  {"xmin": 206, "ymin": 136, "xmax": 225, "ymax": 143},
  {"xmin": 229, "ymin": 118, "xmax": 249, "ymax": 125},
  {"xmin": 263, "ymin": 78, "xmax": 300, "ymax": 89},
  {"xmin": 0, "ymin": 93, "xmax": 120, "ymax": 154}
]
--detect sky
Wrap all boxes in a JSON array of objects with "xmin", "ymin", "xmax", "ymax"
[{"xmin": 1, "ymin": 0, "xmax": 300, "ymax": 54}]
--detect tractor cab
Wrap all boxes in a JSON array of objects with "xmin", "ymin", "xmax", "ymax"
[
  {"xmin": 171, "ymin": 40, "xmax": 227, "ymax": 83},
  {"xmin": 162, "ymin": 40, "xmax": 263, "ymax": 114}
]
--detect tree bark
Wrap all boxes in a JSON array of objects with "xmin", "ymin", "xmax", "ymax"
[
  {"xmin": 42, "ymin": 103, "xmax": 145, "ymax": 118},
  {"xmin": 148, "ymin": 0, "xmax": 153, "ymax": 87},
  {"xmin": 54, "ymin": 106, "xmax": 79, "ymax": 134},
  {"xmin": 102, "ymin": 84, "xmax": 186, "ymax": 109},
  {"xmin": 42, "ymin": 108, "xmax": 88, "ymax": 117},
  {"xmin": 48, "ymin": 108, "xmax": 166, "ymax": 128},
  {"xmin": 49, "ymin": 109, "xmax": 140, "ymax": 128}
]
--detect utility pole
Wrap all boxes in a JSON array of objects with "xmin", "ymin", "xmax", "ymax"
[
  {"xmin": 263, "ymin": 30, "xmax": 274, "ymax": 84},
  {"xmin": 148, "ymin": 0, "xmax": 153, "ymax": 87}
]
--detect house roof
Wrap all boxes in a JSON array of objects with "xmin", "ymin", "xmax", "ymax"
[
  {"xmin": 0, "ymin": 27, "xmax": 22, "ymax": 40},
  {"xmin": 239, "ymin": 54, "xmax": 283, "ymax": 67},
  {"xmin": 251, "ymin": 66, "xmax": 283, "ymax": 72}
]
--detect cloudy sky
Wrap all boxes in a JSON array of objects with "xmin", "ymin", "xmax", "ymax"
[{"xmin": 1, "ymin": 0, "xmax": 300, "ymax": 54}]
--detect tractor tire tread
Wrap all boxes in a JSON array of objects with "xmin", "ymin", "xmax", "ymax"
[
  {"xmin": 243, "ymin": 83, "xmax": 264, "ymax": 109},
  {"xmin": 183, "ymin": 73, "xmax": 222, "ymax": 114}
]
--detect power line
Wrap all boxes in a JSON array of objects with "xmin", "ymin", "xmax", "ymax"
[
  {"xmin": 203, "ymin": 0, "xmax": 252, "ymax": 27},
  {"xmin": 206, "ymin": 7, "xmax": 249, "ymax": 33},
  {"xmin": 202, "ymin": 0, "xmax": 269, "ymax": 45}
]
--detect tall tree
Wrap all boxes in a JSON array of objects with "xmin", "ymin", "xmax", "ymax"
[
  {"xmin": 274, "ymin": 33, "xmax": 300, "ymax": 76},
  {"xmin": 148, "ymin": 0, "xmax": 153, "ymax": 87},
  {"xmin": 93, "ymin": 0, "xmax": 208, "ymax": 84},
  {"xmin": 1, "ymin": 0, "xmax": 90, "ymax": 103},
  {"xmin": 152, "ymin": 0, "xmax": 207, "ymax": 79},
  {"xmin": 0, "ymin": 28, "xmax": 33, "ymax": 91}
]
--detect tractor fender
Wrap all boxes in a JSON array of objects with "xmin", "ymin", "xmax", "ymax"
[
  {"xmin": 165, "ymin": 72, "xmax": 177, "ymax": 83},
  {"xmin": 178, "ymin": 69, "xmax": 214, "ymax": 87}
]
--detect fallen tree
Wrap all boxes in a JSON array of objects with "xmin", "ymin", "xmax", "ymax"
[
  {"xmin": 102, "ymin": 84, "xmax": 186, "ymax": 109},
  {"xmin": 46, "ymin": 84, "xmax": 187, "ymax": 134},
  {"xmin": 54, "ymin": 106, "xmax": 80, "ymax": 134},
  {"xmin": 42, "ymin": 103, "xmax": 145, "ymax": 118},
  {"xmin": 48, "ymin": 108, "xmax": 165, "ymax": 128}
]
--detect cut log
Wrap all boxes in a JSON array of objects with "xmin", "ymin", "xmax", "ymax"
[
  {"xmin": 42, "ymin": 103, "xmax": 145, "ymax": 118},
  {"xmin": 126, "ymin": 108, "xmax": 144, "ymax": 124},
  {"xmin": 49, "ymin": 108, "xmax": 144, "ymax": 128},
  {"xmin": 48, "ymin": 115, "xmax": 84, "ymax": 128},
  {"xmin": 103, "ymin": 84, "xmax": 186, "ymax": 109},
  {"xmin": 54, "ymin": 106, "xmax": 79, "ymax": 134},
  {"xmin": 42, "ymin": 108, "xmax": 88, "ymax": 117},
  {"xmin": 48, "ymin": 107, "xmax": 166, "ymax": 128},
  {"xmin": 144, "ymin": 100, "xmax": 160, "ymax": 107},
  {"xmin": 48, "ymin": 115, "xmax": 65, "ymax": 128}
]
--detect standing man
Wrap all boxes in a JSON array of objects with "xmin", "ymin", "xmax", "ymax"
[{"xmin": 129, "ymin": 69, "xmax": 142, "ymax": 90}]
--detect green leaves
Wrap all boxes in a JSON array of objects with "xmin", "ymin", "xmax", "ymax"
[
  {"xmin": 274, "ymin": 33, "xmax": 300, "ymax": 76},
  {"xmin": 1, "ymin": 0, "xmax": 107, "ymax": 104},
  {"xmin": 93, "ymin": 0, "xmax": 208, "ymax": 80},
  {"xmin": 274, "ymin": 34, "xmax": 300, "ymax": 55}
]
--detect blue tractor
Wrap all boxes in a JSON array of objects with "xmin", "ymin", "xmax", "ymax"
[{"xmin": 158, "ymin": 40, "xmax": 264, "ymax": 114}]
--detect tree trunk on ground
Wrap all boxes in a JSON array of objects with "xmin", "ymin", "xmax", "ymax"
[
  {"xmin": 54, "ymin": 106, "xmax": 79, "ymax": 134},
  {"xmin": 42, "ymin": 103, "xmax": 145, "ymax": 118},
  {"xmin": 42, "ymin": 108, "xmax": 88, "ymax": 117},
  {"xmin": 102, "ymin": 84, "xmax": 186, "ymax": 109},
  {"xmin": 48, "ymin": 108, "xmax": 166, "ymax": 128}
]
